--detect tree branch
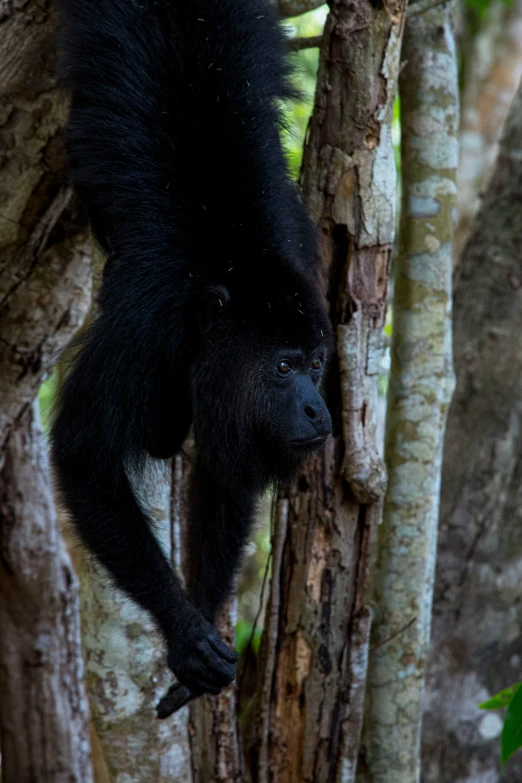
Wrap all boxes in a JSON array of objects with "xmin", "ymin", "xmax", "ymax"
[
  {"xmin": 360, "ymin": 2, "xmax": 458, "ymax": 779},
  {"xmin": 276, "ymin": 0, "xmax": 326, "ymax": 18},
  {"xmin": 287, "ymin": 34, "xmax": 323, "ymax": 50}
]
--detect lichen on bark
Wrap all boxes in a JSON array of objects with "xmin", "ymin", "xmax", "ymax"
[{"xmin": 359, "ymin": 6, "xmax": 458, "ymax": 782}]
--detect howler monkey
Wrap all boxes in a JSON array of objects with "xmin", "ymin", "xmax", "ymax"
[{"xmin": 52, "ymin": 0, "xmax": 333, "ymax": 715}]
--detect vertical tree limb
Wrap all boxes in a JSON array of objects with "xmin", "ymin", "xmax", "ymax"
[
  {"xmin": 455, "ymin": 0, "xmax": 522, "ymax": 259},
  {"xmin": 359, "ymin": 6, "xmax": 458, "ymax": 782},
  {"xmin": 244, "ymin": 0, "xmax": 406, "ymax": 779},
  {"xmin": 0, "ymin": 403, "xmax": 93, "ymax": 783},
  {"xmin": 422, "ymin": 77, "xmax": 522, "ymax": 783}
]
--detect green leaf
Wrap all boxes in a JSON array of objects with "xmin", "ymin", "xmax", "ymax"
[
  {"xmin": 502, "ymin": 685, "xmax": 522, "ymax": 765},
  {"xmin": 480, "ymin": 684, "xmax": 522, "ymax": 710},
  {"xmin": 235, "ymin": 620, "xmax": 262, "ymax": 655}
]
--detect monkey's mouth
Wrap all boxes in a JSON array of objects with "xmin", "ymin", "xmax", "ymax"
[{"xmin": 289, "ymin": 435, "xmax": 328, "ymax": 450}]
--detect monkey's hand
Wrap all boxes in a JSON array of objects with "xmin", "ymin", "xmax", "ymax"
[{"xmin": 166, "ymin": 611, "xmax": 239, "ymax": 700}]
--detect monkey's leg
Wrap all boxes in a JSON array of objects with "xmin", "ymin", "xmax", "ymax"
[
  {"xmin": 157, "ymin": 462, "xmax": 257, "ymax": 717},
  {"xmin": 186, "ymin": 461, "xmax": 257, "ymax": 623}
]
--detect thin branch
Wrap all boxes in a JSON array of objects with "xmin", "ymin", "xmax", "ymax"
[
  {"xmin": 276, "ymin": 0, "xmax": 325, "ymax": 19},
  {"xmin": 407, "ymin": 0, "xmax": 449, "ymax": 17},
  {"xmin": 288, "ymin": 34, "xmax": 323, "ymax": 50},
  {"xmin": 258, "ymin": 498, "xmax": 289, "ymax": 783},
  {"xmin": 369, "ymin": 616, "xmax": 417, "ymax": 651}
]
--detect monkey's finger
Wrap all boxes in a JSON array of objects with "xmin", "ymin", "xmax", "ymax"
[
  {"xmin": 187, "ymin": 652, "xmax": 235, "ymax": 689},
  {"xmin": 176, "ymin": 659, "xmax": 228, "ymax": 693},
  {"xmin": 198, "ymin": 643, "xmax": 237, "ymax": 684},
  {"xmin": 208, "ymin": 634, "xmax": 240, "ymax": 663},
  {"xmin": 183, "ymin": 670, "xmax": 223, "ymax": 696},
  {"xmin": 156, "ymin": 683, "xmax": 193, "ymax": 718}
]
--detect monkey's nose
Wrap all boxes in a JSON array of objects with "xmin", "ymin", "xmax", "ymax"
[{"xmin": 303, "ymin": 403, "xmax": 332, "ymax": 437}]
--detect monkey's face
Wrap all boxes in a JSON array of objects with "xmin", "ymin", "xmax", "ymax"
[
  {"xmin": 259, "ymin": 346, "xmax": 331, "ymax": 449},
  {"xmin": 191, "ymin": 318, "xmax": 332, "ymax": 491}
]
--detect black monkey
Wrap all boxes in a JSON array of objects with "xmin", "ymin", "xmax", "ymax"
[{"xmin": 52, "ymin": 0, "xmax": 333, "ymax": 715}]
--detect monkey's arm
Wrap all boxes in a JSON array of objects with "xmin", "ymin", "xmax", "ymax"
[
  {"xmin": 186, "ymin": 462, "xmax": 257, "ymax": 622},
  {"xmin": 52, "ymin": 318, "xmax": 237, "ymax": 697}
]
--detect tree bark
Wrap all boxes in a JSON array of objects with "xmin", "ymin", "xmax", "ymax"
[
  {"xmin": 359, "ymin": 6, "xmax": 458, "ymax": 782},
  {"xmin": 0, "ymin": 2, "xmax": 93, "ymax": 779},
  {"xmin": 455, "ymin": 0, "xmax": 522, "ymax": 259},
  {"xmin": 422, "ymin": 79, "xmax": 522, "ymax": 783},
  {"xmin": 0, "ymin": 0, "xmax": 91, "ymax": 449},
  {"xmin": 244, "ymin": 0, "xmax": 407, "ymax": 780},
  {"xmin": 0, "ymin": 403, "xmax": 93, "ymax": 783}
]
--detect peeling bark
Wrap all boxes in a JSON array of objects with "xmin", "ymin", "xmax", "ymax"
[
  {"xmin": 0, "ymin": 403, "xmax": 93, "ymax": 783},
  {"xmin": 422, "ymin": 78, "xmax": 522, "ymax": 783},
  {"xmin": 359, "ymin": 6, "xmax": 458, "ymax": 782},
  {"xmin": 244, "ymin": 1, "xmax": 406, "ymax": 780}
]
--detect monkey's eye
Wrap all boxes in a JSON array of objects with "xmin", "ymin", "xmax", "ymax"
[
  {"xmin": 277, "ymin": 360, "xmax": 292, "ymax": 375},
  {"xmin": 311, "ymin": 357, "xmax": 322, "ymax": 370}
]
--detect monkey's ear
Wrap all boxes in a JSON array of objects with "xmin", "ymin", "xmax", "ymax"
[{"xmin": 199, "ymin": 284, "xmax": 231, "ymax": 335}]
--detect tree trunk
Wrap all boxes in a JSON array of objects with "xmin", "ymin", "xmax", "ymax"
[
  {"xmin": 422, "ymin": 78, "xmax": 522, "ymax": 783},
  {"xmin": 0, "ymin": 403, "xmax": 93, "ymax": 783},
  {"xmin": 455, "ymin": 0, "xmax": 522, "ymax": 259},
  {"xmin": 244, "ymin": 0, "xmax": 407, "ymax": 780},
  {"xmin": 0, "ymin": 0, "xmax": 91, "ymax": 448},
  {"xmin": 359, "ymin": 6, "xmax": 458, "ymax": 782},
  {"xmin": 0, "ymin": 2, "xmax": 93, "ymax": 779}
]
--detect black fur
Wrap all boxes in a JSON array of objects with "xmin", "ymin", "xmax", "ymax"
[{"xmin": 52, "ymin": 0, "xmax": 332, "ymax": 714}]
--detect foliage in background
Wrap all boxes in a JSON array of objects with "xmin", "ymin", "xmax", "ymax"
[
  {"xmin": 282, "ymin": 6, "xmax": 327, "ymax": 176},
  {"xmin": 39, "ymin": 372, "xmax": 59, "ymax": 433},
  {"xmin": 481, "ymin": 684, "xmax": 522, "ymax": 765}
]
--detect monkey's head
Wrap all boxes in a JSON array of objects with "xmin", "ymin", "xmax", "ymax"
[{"xmin": 191, "ymin": 264, "xmax": 333, "ymax": 491}]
